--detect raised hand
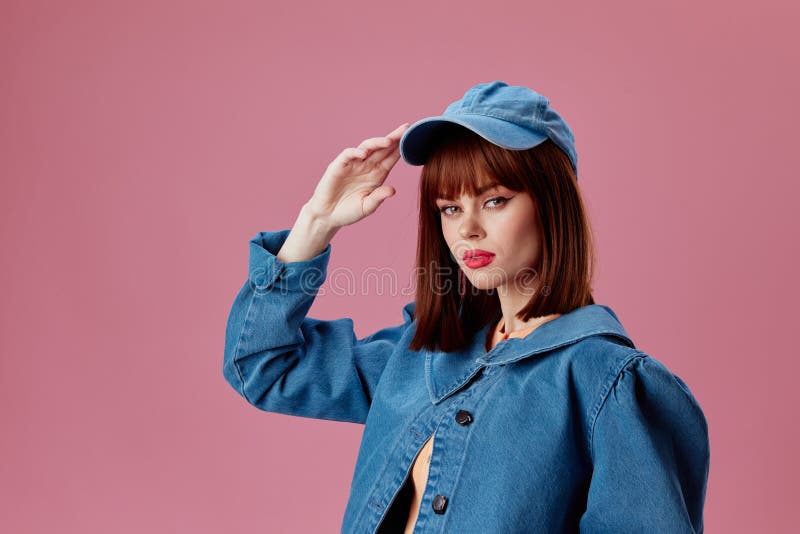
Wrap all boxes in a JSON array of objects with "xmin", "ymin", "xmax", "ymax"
[{"xmin": 306, "ymin": 122, "xmax": 410, "ymax": 229}]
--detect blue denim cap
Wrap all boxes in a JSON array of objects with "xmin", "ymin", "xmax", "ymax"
[{"xmin": 399, "ymin": 80, "xmax": 578, "ymax": 179}]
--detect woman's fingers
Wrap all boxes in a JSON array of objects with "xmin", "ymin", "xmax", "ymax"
[
  {"xmin": 331, "ymin": 123, "xmax": 410, "ymax": 170},
  {"xmin": 358, "ymin": 136, "xmax": 393, "ymax": 152},
  {"xmin": 357, "ymin": 123, "xmax": 409, "ymax": 153},
  {"xmin": 334, "ymin": 147, "xmax": 369, "ymax": 165},
  {"xmin": 359, "ymin": 124, "xmax": 409, "ymax": 163},
  {"xmin": 386, "ymin": 122, "xmax": 410, "ymax": 139},
  {"xmin": 378, "ymin": 144, "xmax": 402, "ymax": 173},
  {"xmin": 362, "ymin": 184, "xmax": 396, "ymax": 216}
]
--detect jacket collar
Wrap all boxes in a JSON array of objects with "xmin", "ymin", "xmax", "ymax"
[{"xmin": 423, "ymin": 304, "xmax": 635, "ymax": 405}]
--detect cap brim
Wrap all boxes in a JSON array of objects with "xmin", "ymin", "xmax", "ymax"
[{"xmin": 399, "ymin": 114, "xmax": 549, "ymax": 166}]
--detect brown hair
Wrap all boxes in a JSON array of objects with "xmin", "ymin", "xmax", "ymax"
[{"xmin": 408, "ymin": 124, "xmax": 596, "ymax": 353}]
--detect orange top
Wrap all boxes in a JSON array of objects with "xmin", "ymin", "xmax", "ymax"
[
  {"xmin": 489, "ymin": 315, "xmax": 545, "ymax": 346},
  {"xmin": 400, "ymin": 313, "xmax": 561, "ymax": 533}
]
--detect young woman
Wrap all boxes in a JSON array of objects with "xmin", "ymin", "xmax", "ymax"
[{"xmin": 223, "ymin": 81, "xmax": 710, "ymax": 533}]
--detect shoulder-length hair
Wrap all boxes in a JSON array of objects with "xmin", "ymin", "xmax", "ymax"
[{"xmin": 409, "ymin": 124, "xmax": 596, "ymax": 353}]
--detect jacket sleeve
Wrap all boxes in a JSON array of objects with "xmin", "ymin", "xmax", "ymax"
[
  {"xmin": 579, "ymin": 354, "xmax": 710, "ymax": 533},
  {"xmin": 222, "ymin": 229, "xmax": 416, "ymax": 425}
]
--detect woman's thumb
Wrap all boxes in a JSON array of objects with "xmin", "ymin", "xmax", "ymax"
[{"xmin": 362, "ymin": 185, "xmax": 396, "ymax": 216}]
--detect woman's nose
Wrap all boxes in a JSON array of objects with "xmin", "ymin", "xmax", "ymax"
[{"xmin": 458, "ymin": 215, "xmax": 485, "ymax": 239}]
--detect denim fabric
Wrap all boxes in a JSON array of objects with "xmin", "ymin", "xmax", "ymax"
[{"xmin": 223, "ymin": 229, "xmax": 710, "ymax": 533}]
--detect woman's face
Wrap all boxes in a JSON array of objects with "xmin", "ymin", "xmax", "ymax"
[{"xmin": 435, "ymin": 181, "xmax": 543, "ymax": 296}]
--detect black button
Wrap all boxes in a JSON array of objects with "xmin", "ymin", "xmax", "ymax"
[
  {"xmin": 432, "ymin": 494, "xmax": 448, "ymax": 514},
  {"xmin": 455, "ymin": 410, "xmax": 473, "ymax": 426}
]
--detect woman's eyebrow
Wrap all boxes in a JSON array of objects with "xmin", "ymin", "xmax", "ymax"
[{"xmin": 436, "ymin": 183, "xmax": 500, "ymax": 201}]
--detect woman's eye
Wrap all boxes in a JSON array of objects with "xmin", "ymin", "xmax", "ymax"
[
  {"xmin": 485, "ymin": 196, "xmax": 509, "ymax": 208},
  {"xmin": 439, "ymin": 205, "xmax": 458, "ymax": 215},
  {"xmin": 438, "ymin": 197, "xmax": 509, "ymax": 216}
]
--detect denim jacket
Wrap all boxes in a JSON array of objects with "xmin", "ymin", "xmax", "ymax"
[{"xmin": 223, "ymin": 229, "xmax": 710, "ymax": 533}]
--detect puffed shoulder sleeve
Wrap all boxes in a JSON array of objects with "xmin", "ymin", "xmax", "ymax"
[
  {"xmin": 580, "ymin": 354, "xmax": 710, "ymax": 533},
  {"xmin": 222, "ymin": 229, "xmax": 416, "ymax": 425}
]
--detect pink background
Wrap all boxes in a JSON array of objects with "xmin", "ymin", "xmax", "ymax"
[{"xmin": 1, "ymin": 0, "xmax": 797, "ymax": 532}]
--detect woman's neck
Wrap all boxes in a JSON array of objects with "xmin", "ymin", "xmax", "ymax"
[{"xmin": 499, "ymin": 313, "xmax": 561, "ymax": 335}]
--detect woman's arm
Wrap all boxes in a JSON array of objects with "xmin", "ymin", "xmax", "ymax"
[
  {"xmin": 222, "ymin": 123, "xmax": 412, "ymax": 424},
  {"xmin": 274, "ymin": 201, "xmax": 339, "ymax": 263},
  {"xmin": 579, "ymin": 354, "xmax": 710, "ymax": 533},
  {"xmin": 223, "ymin": 228, "xmax": 415, "ymax": 424}
]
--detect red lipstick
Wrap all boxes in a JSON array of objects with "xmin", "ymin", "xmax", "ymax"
[{"xmin": 462, "ymin": 249, "xmax": 495, "ymax": 269}]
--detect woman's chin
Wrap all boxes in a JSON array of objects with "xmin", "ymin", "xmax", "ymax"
[{"xmin": 465, "ymin": 271, "xmax": 507, "ymax": 292}]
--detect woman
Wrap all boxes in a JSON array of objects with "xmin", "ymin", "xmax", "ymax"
[{"xmin": 223, "ymin": 81, "xmax": 710, "ymax": 533}]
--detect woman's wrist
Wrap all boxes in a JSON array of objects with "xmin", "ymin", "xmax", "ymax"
[{"xmin": 276, "ymin": 202, "xmax": 340, "ymax": 263}]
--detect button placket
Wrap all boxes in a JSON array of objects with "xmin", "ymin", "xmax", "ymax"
[{"xmin": 418, "ymin": 380, "xmax": 486, "ymax": 525}]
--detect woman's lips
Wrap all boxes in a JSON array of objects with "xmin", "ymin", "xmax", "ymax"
[{"xmin": 463, "ymin": 254, "xmax": 495, "ymax": 269}]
